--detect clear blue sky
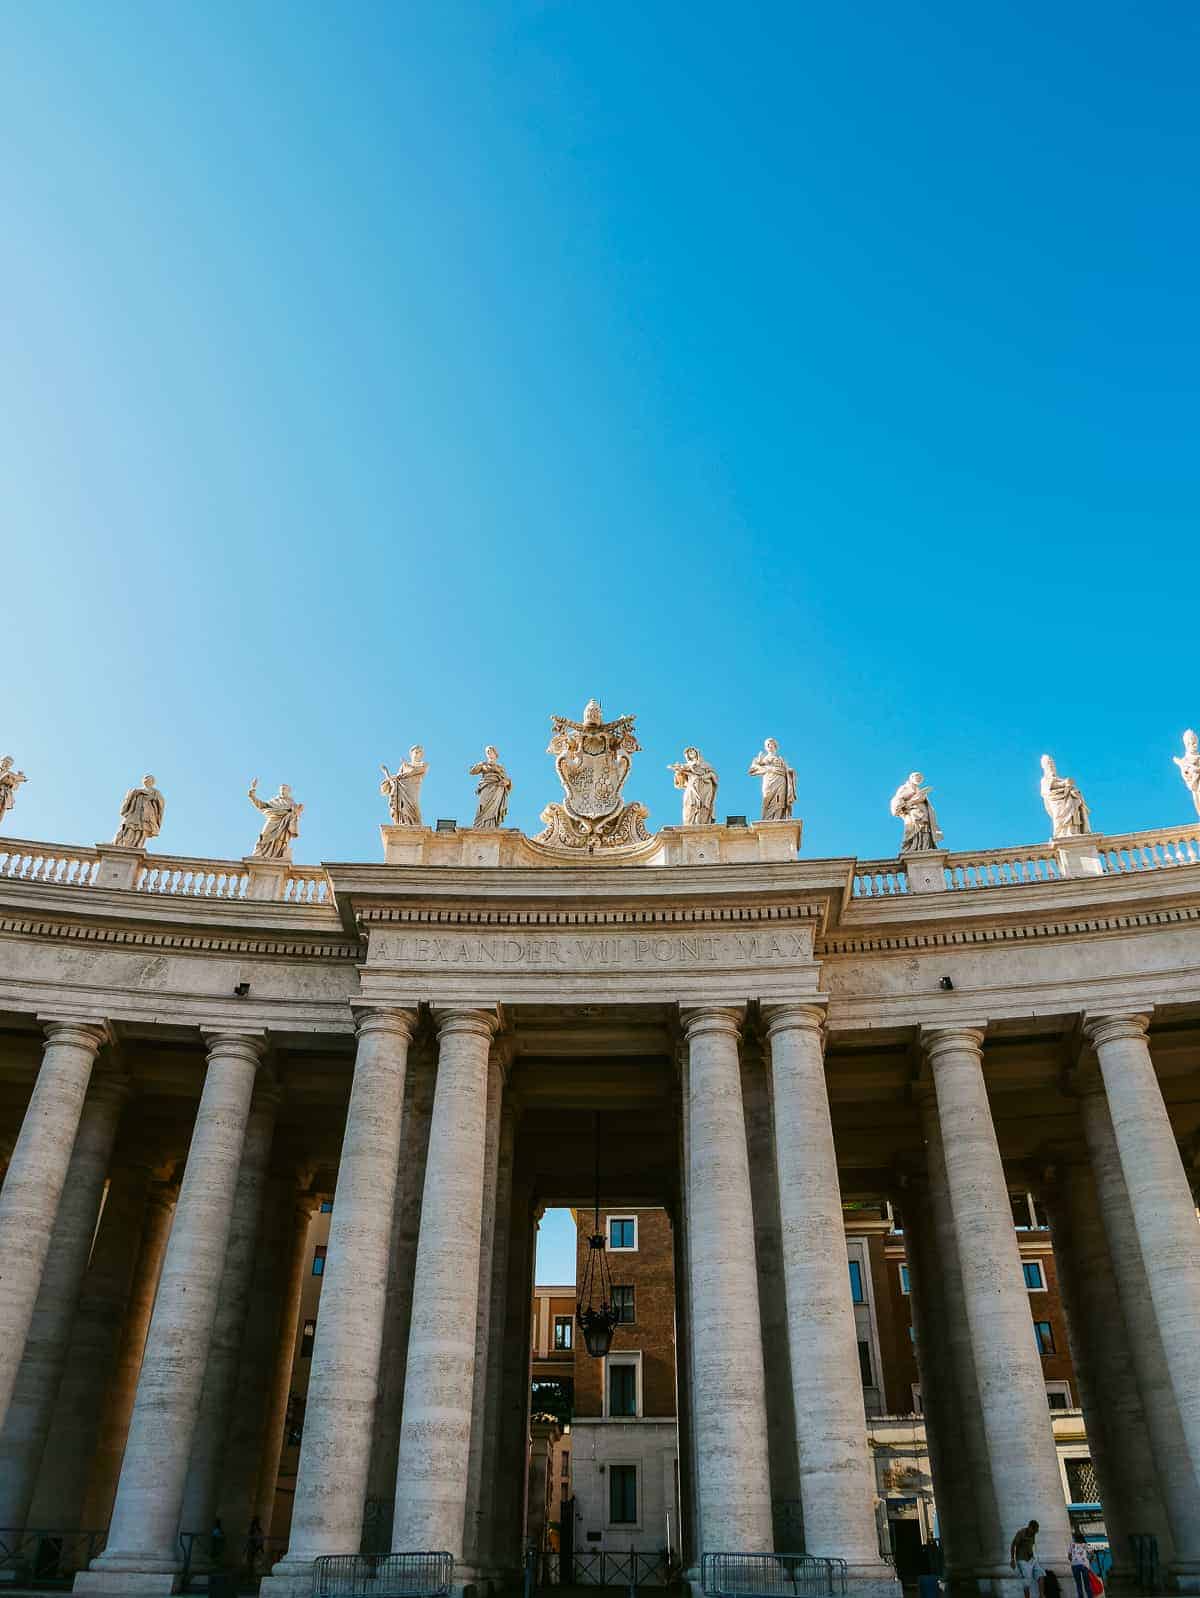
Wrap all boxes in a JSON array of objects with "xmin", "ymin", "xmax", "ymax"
[{"xmin": 4, "ymin": 1, "xmax": 1198, "ymax": 882}]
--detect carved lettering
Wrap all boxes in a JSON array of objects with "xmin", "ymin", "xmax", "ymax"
[{"xmin": 376, "ymin": 926, "xmax": 808, "ymax": 970}]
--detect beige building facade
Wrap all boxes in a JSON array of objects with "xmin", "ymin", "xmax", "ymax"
[{"xmin": 0, "ymin": 771, "xmax": 1198, "ymax": 1597}]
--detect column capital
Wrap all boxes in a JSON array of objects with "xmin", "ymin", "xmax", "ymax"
[
  {"xmin": 352, "ymin": 1004, "xmax": 419, "ymax": 1042},
  {"xmin": 432, "ymin": 1005, "xmax": 500, "ymax": 1042},
  {"xmin": 680, "ymin": 1003, "xmax": 745, "ymax": 1040},
  {"xmin": 1082, "ymin": 1012, "xmax": 1151, "ymax": 1049},
  {"xmin": 920, "ymin": 1024, "xmax": 987, "ymax": 1065},
  {"xmin": 762, "ymin": 1001, "xmax": 826, "ymax": 1041},
  {"xmin": 38, "ymin": 1017, "xmax": 112, "ymax": 1053},
  {"xmin": 200, "ymin": 1029, "xmax": 268, "ymax": 1068}
]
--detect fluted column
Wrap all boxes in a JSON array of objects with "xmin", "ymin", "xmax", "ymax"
[
  {"xmin": 1043, "ymin": 1158, "xmax": 1170, "ymax": 1585},
  {"xmin": 80, "ymin": 1181, "xmax": 177, "ymax": 1532},
  {"xmin": 681, "ymin": 1005, "xmax": 772, "ymax": 1553},
  {"xmin": 0, "ymin": 1019, "xmax": 108, "ymax": 1428},
  {"xmin": 262, "ymin": 1008, "xmax": 416, "ymax": 1596},
  {"xmin": 392, "ymin": 1007, "xmax": 499, "ymax": 1563},
  {"xmin": 254, "ymin": 1191, "xmax": 319, "ymax": 1532},
  {"xmin": 923, "ymin": 1027, "xmax": 1071, "ymax": 1583},
  {"xmin": 180, "ymin": 1080, "xmax": 279, "ymax": 1543},
  {"xmin": 0, "ymin": 1069, "xmax": 129, "ymax": 1528},
  {"xmin": 77, "ymin": 1031, "xmax": 264, "ymax": 1591},
  {"xmin": 1077, "ymin": 1067, "xmax": 1200, "ymax": 1580},
  {"xmin": 1084, "ymin": 1014, "xmax": 1200, "ymax": 1497},
  {"xmin": 764, "ymin": 1005, "xmax": 894, "ymax": 1585},
  {"xmin": 28, "ymin": 1159, "xmax": 154, "ymax": 1530}
]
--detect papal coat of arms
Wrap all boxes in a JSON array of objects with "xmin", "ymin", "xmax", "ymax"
[{"xmin": 535, "ymin": 699, "xmax": 652, "ymax": 853}]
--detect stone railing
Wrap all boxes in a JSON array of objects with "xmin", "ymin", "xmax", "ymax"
[
  {"xmin": 136, "ymin": 857, "xmax": 251, "ymax": 899},
  {"xmin": 282, "ymin": 866, "xmax": 331, "ymax": 905},
  {"xmin": 1099, "ymin": 827, "xmax": 1200, "ymax": 874},
  {"xmin": 851, "ymin": 861, "xmax": 908, "ymax": 898},
  {"xmin": 0, "ymin": 840, "xmax": 99, "ymax": 887},
  {"xmin": 0, "ymin": 839, "xmax": 330, "ymax": 906},
  {"xmin": 942, "ymin": 843, "xmax": 1063, "ymax": 891}
]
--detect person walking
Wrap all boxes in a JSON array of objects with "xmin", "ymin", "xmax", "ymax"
[
  {"xmin": 1068, "ymin": 1532, "xmax": 1094, "ymax": 1598},
  {"xmin": 1011, "ymin": 1519, "xmax": 1045, "ymax": 1598}
]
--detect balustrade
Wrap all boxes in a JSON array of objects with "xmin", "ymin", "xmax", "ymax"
[{"xmin": 0, "ymin": 842, "xmax": 98, "ymax": 887}]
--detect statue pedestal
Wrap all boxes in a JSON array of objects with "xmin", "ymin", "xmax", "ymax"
[
  {"xmin": 243, "ymin": 856, "xmax": 289, "ymax": 899},
  {"xmin": 902, "ymin": 848, "xmax": 948, "ymax": 893},
  {"xmin": 380, "ymin": 824, "xmax": 434, "ymax": 865},
  {"xmin": 1053, "ymin": 831, "xmax": 1105, "ymax": 878},
  {"xmin": 93, "ymin": 844, "xmax": 145, "ymax": 891},
  {"xmin": 656, "ymin": 819, "xmax": 801, "ymax": 865}
]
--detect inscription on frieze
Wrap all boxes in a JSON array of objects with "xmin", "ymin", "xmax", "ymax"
[{"xmin": 369, "ymin": 928, "xmax": 812, "ymax": 970}]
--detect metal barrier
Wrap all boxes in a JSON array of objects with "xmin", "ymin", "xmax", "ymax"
[
  {"xmin": 0, "ymin": 1529, "xmax": 107, "ymax": 1589},
  {"xmin": 1129, "ymin": 1535, "xmax": 1160, "ymax": 1594},
  {"xmin": 525, "ymin": 1549, "xmax": 672, "ymax": 1588},
  {"xmin": 701, "ymin": 1552, "xmax": 848, "ymax": 1598},
  {"xmin": 312, "ymin": 1552, "xmax": 453, "ymax": 1598}
]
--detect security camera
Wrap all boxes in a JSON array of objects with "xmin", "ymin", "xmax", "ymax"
[{"xmin": 939, "ymin": 976, "xmax": 954, "ymax": 991}]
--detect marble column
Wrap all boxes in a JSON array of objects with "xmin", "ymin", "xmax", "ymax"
[
  {"xmin": 262, "ymin": 1008, "xmax": 416, "ymax": 1598},
  {"xmin": 392, "ymin": 1007, "xmax": 499, "ymax": 1563},
  {"xmin": 1084, "ymin": 1015, "xmax": 1200, "ymax": 1499},
  {"xmin": 254, "ymin": 1192, "xmax": 319, "ymax": 1533},
  {"xmin": 180, "ymin": 1080, "xmax": 279, "ymax": 1543},
  {"xmin": 0, "ymin": 1019, "xmax": 109, "ymax": 1428},
  {"xmin": 897, "ymin": 1173, "xmax": 981, "ymax": 1585},
  {"xmin": 28, "ymin": 1160, "xmax": 154, "ymax": 1530},
  {"xmin": 80, "ymin": 1182, "xmax": 177, "ymax": 1533},
  {"xmin": 681, "ymin": 1006, "xmax": 773, "ymax": 1552},
  {"xmin": 922, "ymin": 1027, "xmax": 1071, "ymax": 1585},
  {"xmin": 1077, "ymin": 1070, "xmax": 1200, "ymax": 1584},
  {"xmin": 0, "ymin": 1070, "xmax": 129, "ymax": 1528},
  {"xmin": 76, "ymin": 1030, "xmax": 264, "ymax": 1593},
  {"xmin": 1043, "ymin": 1157, "xmax": 1169, "ymax": 1585},
  {"xmin": 764, "ymin": 1005, "xmax": 895, "ymax": 1589}
]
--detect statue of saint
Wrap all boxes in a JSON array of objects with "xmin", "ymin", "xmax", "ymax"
[
  {"xmin": 469, "ymin": 746, "xmax": 512, "ymax": 829},
  {"xmin": 381, "ymin": 746, "xmax": 428, "ymax": 827},
  {"xmin": 113, "ymin": 774, "xmax": 165, "ymax": 849},
  {"xmin": 0, "ymin": 755, "xmax": 28, "ymax": 828},
  {"xmin": 669, "ymin": 747, "xmax": 718, "ymax": 826},
  {"xmin": 1040, "ymin": 754, "xmax": 1092, "ymax": 838},
  {"xmin": 248, "ymin": 778, "xmax": 304, "ymax": 860},
  {"xmin": 748, "ymin": 738, "xmax": 797, "ymax": 821},
  {"xmin": 1174, "ymin": 729, "xmax": 1200, "ymax": 819},
  {"xmin": 889, "ymin": 772, "xmax": 943, "ymax": 854}
]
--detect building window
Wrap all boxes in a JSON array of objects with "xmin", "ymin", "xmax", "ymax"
[
  {"xmin": 911, "ymin": 1385, "xmax": 923, "ymax": 1414},
  {"xmin": 1023, "ymin": 1261, "xmax": 1047, "ymax": 1291},
  {"xmin": 609, "ymin": 1465, "xmax": 637, "ymax": 1525},
  {"xmin": 554, "ymin": 1316, "xmax": 573, "ymax": 1350},
  {"xmin": 1066, "ymin": 1458, "xmax": 1099, "ymax": 1504},
  {"xmin": 1034, "ymin": 1320, "xmax": 1056, "ymax": 1355},
  {"xmin": 1047, "ymin": 1383, "xmax": 1073, "ymax": 1410},
  {"xmin": 612, "ymin": 1285, "xmax": 635, "ymax": 1324},
  {"xmin": 607, "ymin": 1357, "xmax": 640, "ymax": 1418},
  {"xmin": 300, "ymin": 1318, "xmax": 316, "ymax": 1358},
  {"xmin": 608, "ymin": 1216, "xmax": 637, "ymax": 1251},
  {"xmin": 319, "ymin": 1199, "xmax": 333, "ymax": 1213},
  {"xmin": 848, "ymin": 1259, "xmax": 865, "ymax": 1303},
  {"xmin": 561, "ymin": 1451, "xmax": 570, "ymax": 1477},
  {"xmin": 857, "ymin": 1340, "xmax": 873, "ymax": 1386},
  {"xmin": 312, "ymin": 1245, "xmax": 327, "ymax": 1277},
  {"xmin": 898, "ymin": 1264, "xmax": 911, "ymax": 1295}
]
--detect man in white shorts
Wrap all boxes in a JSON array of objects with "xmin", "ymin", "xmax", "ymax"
[{"xmin": 1011, "ymin": 1519, "xmax": 1045, "ymax": 1598}]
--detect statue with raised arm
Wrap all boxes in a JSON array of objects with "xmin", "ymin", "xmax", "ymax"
[
  {"xmin": 113, "ymin": 774, "xmax": 166, "ymax": 849},
  {"xmin": 248, "ymin": 777, "xmax": 304, "ymax": 860},
  {"xmin": 1039, "ymin": 754, "xmax": 1092, "ymax": 838},
  {"xmin": 469, "ymin": 746, "xmax": 512, "ymax": 829},
  {"xmin": 0, "ymin": 756, "xmax": 27, "ymax": 829},
  {"xmin": 669, "ymin": 747, "xmax": 719, "ymax": 826},
  {"xmin": 1174, "ymin": 729, "xmax": 1200, "ymax": 819},
  {"xmin": 748, "ymin": 737, "xmax": 797, "ymax": 822},
  {"xmin": 381, "ymin": 746, "xmax": 428, "ymax": 827},
  {"xmin": 889, "ymin": 772, "xmax": 943, "ymax": 854}
]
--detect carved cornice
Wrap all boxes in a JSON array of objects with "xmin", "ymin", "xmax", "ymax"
[
  {"xmin": 817, "ymin": 899, "xmax": 1200, "ymax": 956},
  {"xmin": 357, "ymin": 901, "xmax": 821, "ymax": 930},
  {"xmin": 0, "ymin": 913, "xmax": 364, "ymax": 962}
]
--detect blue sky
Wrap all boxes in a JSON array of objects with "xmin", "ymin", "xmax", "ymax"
[{"xmin": 3, "ymin": 3, "xmax": 1198, "ymax": 879}]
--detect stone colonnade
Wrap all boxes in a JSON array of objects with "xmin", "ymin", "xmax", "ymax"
[{"xmin": 0, "ymin": 1003, "xmax": 1198, "ymax": 1598}]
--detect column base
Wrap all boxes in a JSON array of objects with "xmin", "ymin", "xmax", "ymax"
[
  {"xmin": 971, "ymin": 1566, "xmax": 1071, "ymax": 1598},
  {"xmin": 74, "ymin": 1573, "xmax": 180, "ymax": 1597},
  {"xmin": 259, "ymin": 1558, "xmax": 318, "ymax": 1598},
  {"xmin": 840, "ymin": 1562, "xmax": 903, "ymax": 1598}
]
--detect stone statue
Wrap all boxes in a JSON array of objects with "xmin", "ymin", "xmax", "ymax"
[
  {"xmin": 536, "ymin": 698, "xmax": 651, "ymax": 852},
  {"xmin": 248, "ymin": 778, "xmax": 304, "ymax": 860},
  {"xmin": 113, "ymin": 775, "xmax": 166, "ymax": 849},
  {"xmin": 1174, "ymin": 729, "xmax": 1200, "ymax": 819},
  {"xmin": 1039, "ymin": 754, "xmax": 1092, "ymax": 838},
  {"xmin": 889, "ymin": 772, "xmax": 943, "ymax": 854},
  {"xmin": 669, "ymin": 747, "xmax": 718, "ymax": 826},
  {"xmin": 0, "ymin": 755, "xmax": 28, "ymax": 828},
  {"xmin": 380, "ymin": 746, "xmax": 428, "ymax": 827},
  {"xmin": 469, "ymin": 746, "xmax": 512, "ymax": 829},
  {"xmin": 748, "ymin": 738, "xmax": 797, "ymax": 822}
]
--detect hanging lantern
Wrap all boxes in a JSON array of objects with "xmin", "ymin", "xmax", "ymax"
[{"xmin": 576, "ymin": 1115, "xmax": 620, "ymax": 1359}]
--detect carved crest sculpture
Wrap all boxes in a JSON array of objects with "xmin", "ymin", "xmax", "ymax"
[{"xmin": 535, "ymin": 699, "xmax": 651, "ymax": 852}]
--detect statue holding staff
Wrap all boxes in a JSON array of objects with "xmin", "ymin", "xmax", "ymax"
[
  {"xmin": 248, "ymin": 778, "xmax": 304, "ymax": 860},
  {"xmin": 469, "ymin": 746, "xmax": 512, "ymax": 829},
  {"xmin": 0, "ymin": 755, "xmax": 28, "ymax": 828},
  {"xmin": 669, "ymin": 747, "xmax": 719, "ymax": 826},
  {"xmin": 381, "ymin": 746, "xmax": 428, "ymax": 827},
  {"xmin": 113, "ymin": 774, "xmax": 166, "ymax": 849},
  {"xmin": 889, "ymin": 772, "xmax": 943, "ymax": 854},
  {"xmin": 1040, "ymin": 754, "xmax": 1092, "ymax": 838},
  {"xmin": 748, "ymin": 737, "xmax": 797, "ymax": 821},
  {"xmin": 1174, "ymin": 729, "xmax": 1200, "ymax": 819}
]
